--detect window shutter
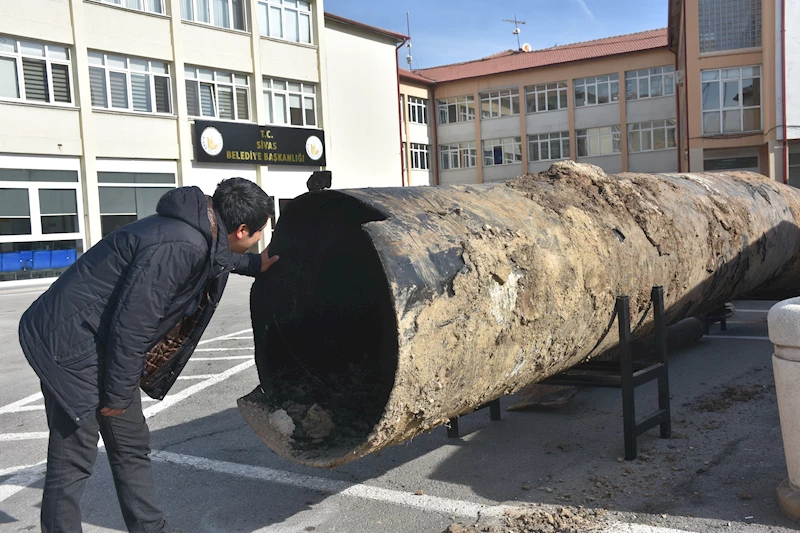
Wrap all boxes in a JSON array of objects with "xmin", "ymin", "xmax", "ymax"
[
  {"xmin": 131, "ymin": 73, "xmax": 151, "ymax": 112},
  {"xmin": 89, "ymin": 67, "xmax": 108, "ymax": 107},
  {"xmin": 218, "ymin": 86, "xmax": 234, "ymax": 119},
  {"xmin": 154, "ymin": 76, "xmax": 171, "ymax": 113},
  {"xmin": 50, "ymin": 63, "xmax": 71, "ymax": 103},
  {"xmin": 22, "ymin": 58, "xmax": 48, "ymax": 102},
  {"xmin": 109, "ymin": 71, "xmax": 128, "ymax": 109},
  {"xmin": 185, "ymin": 80, "xmax": 199, "ymax": 116},
  {"xmin": 200, "ymin": 83, "xmax": 215, "ymax": 117},
  {"xmin": 236, "ymin": 87, "xmax": 248, "ymax": 120}
]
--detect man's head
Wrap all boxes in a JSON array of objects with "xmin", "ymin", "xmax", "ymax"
[{"xmin": 213, "ymin": 178, "xmax": 274, "ymax": 253}]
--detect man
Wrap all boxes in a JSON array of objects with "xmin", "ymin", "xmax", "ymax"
[{"xmin": 18, "ymin": 178, "xmax": 279, "ymax": 533}]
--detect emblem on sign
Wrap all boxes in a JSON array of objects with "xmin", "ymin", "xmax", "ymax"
[
  {"xmin": 305, "ymin": 135, "xmax": 324, "ymax": 161},
  {"xmin": 200, "ymin": 127, "xmax": 224, "ymax": 156}
]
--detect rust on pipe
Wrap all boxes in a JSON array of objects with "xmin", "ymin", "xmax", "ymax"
[{"xmin": 238, "ymin": 161, "xmax": 800, "ymax": 468}]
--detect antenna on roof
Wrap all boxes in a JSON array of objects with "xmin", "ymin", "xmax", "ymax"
[
  {"xmin": 502, "ymin": 15, "xmax": 527, "ymax": 50},
  {"xmin": 405, "ymin": 11, "xmax": 413, "ymax": 67}
]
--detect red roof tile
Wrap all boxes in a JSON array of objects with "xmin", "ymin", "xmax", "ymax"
[
  {"xmin": 399, "ymin": 68, "xmax": 436, "ymax": 85},
  {"xmin": 415, "ymin": 28, "xmax": 669, "ymax": 83}
]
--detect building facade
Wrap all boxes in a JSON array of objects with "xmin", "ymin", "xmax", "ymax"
[
  {"xmin": 0, "ymin": 0, "xmax": 406, "ymax": 284},
  {"xmin": 399, "ymin": 69, "xmax": 435, "ymax": 186}
]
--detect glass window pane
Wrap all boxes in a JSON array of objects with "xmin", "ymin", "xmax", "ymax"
[
  {"xmin": 185, "ymin": 80, "xmax": 199, "ymax": 116},
  {"xmin": 130, "ymin": 58, "xmax": 148, "ymax": 72},
  {"xmin": 135, "ymin": 187, "xmax": 172, "ymax": 218},
  {"xmin": 269, "ymin": 6, "xmax": 283, "ymax": 37},
  {"xmin": 701, "ymin": 70, "xmax": 719, "ymax": 81},
  {"xmin": 274, "ymin": 93, "xmax": 287, "ymax": 123},
  {"xmin": 744, "ymin": 108, "xmax": 761, "ymax": 131},
  {"xmin": 20, "ymin": 41, "xmax": 45, "ymax": 57},
  {"xmin": 638, "ymin": 78, "xmax": 649, "ymax": 99},
  {"xmin": 216, "ymin": 72, "xmax": 232, "ymax": 83},
  {"xmin": 304, "ymin": 96, "xmax": 315, "ymax": 125},
  {"xmin": 654, "ymin": 128, "xmax": 666, "ymax": 150},
  {"xmin": 0, "ymin": 189, "xmax": 30, "ymax": 216},
  {"xmin": 0, "ymin": 57, "xmax": 19, "ymax": 98},
  {"xmin": 723, "ymin": 110, "xmax": 742, "ymax": 132},
  {"xmin": 702, "ymin": 82, "xmax": 720, "ymax": 110},
  {"xmin": 106, "ymin": 55, "xmax": 127, "ymax": 69},
  {"xmin": 288, "ymin": 81, "xmax": 301, "ymax": 92},
  {"xmin": 642, "ymin": 130, "xmax": 653, "ymax": 151},
  {"xmin": 703, "ymin": 111, "xmax": 721, "ymax": 134},
  {"xmin": 723, "ymin": 81, "xmax": 740, "ymax": 108},
  {"xmin": 598, "ymin": 83, "xmax": 610, "ymax": 104},
  {"xmin": 99, "ymin": 187, "xmax": 136, "ymax": 214},
  {"xmin": 39, "ymin": 189, "xmax": 77, "ymax": 214},
  {"xmin": 154, "ymin": 76, "xmax": 171, "ymax": 113},
  {"xmin": 629, "ymin": 131, "xmax": 641, "ymax": 152},
  {"xmin": 587, "ymin": 84, "xmax": 596, "ymax": 105},
  {"xmin": 0, "ymin": 37, "xmax": 16, "ymax": 53},
  {"xmin": 264, "ymin": 91, "xmax": 274, "ymax": 123},
  {"xmin": 232, "ymin": 0, "xmax": 245, "ymax": 30},
  {"xmin": 217, "ymin": 85, "xmax": 234, "ymax": 119},
  {"xmin": 184, "ymin": 66, "xmax": 197, "ymax": 79},
  {"xmin": 236, "ymin": 87, "xmax": 249, "ymax": 120},
  {"xmin": 213, "ymin": 0, "xmax": 229, "ymax": 27},
  {"xmin": 258, "ymin": 2, "xmax": 268, "ymax": 36},
  {"xmin": 199, "ymin": 83, "xmax": 215, "ymax": 116},
  {"xmin": 41, "ymin": 215, "xmax": 78, "ymax": 234},
  {"xmin": 286, "ymin": 9, "xmax": 299, "ymax": 41},
  {"xmin": 650, "ymin": 76, "xmax": 662, "ymax": 97},
  {"xmin": 235, "ymin": 74, "xmax": 248, "ymax": 85},
  {"xmin": 299, "ymin": 13, "xmax": 311, "ymax": 43},
  {"xmin": 109, "ymin": 71, "xmax": 128, "ymax": 109},
  {"xmin": 101, "ymin": 214, "xmax": 137, "ymax": 236},
  {"xmin": 131, "ymin": 73, "xmax": 152, "ymax": 112},
  {"xmin": 742, "ymin": 77, "xmax": 760, "ymax": 106},
  {"xmin": 0, "ymin": 218, "xmax": 31, "ymax": 236},
  {"xmin": 198, "ymin": 68, "xmax": 214, "ymax": 81},
  {"xmin": 47, "ymin": 46, "xmax": 68, "ymax": 60},
  {"xmin": 289, "ymin": 93, "xmax": 302, "ymax": 125},
  {"xmin": 22, "ymin": 58, "xmax": 48, "ymax": 102},
  {"xmin": 180, "ymin": 0, "xmax": 194, "ymax": 19}
]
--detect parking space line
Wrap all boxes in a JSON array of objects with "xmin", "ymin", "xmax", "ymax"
[
  {"xmin": 0, "ymin": 462, "xmax": 46, "ymax": 503},
  {"xmin": 704, "ymin": 335, "xmax": 770, "ymax": 340},
  {"xmin": 0, "ymin": 392, "xmax": 43, "ymax": 414},
  {"xmin": 735, "ymin": 309, "xmax": 769, "ymax": 313},
  {"xmin": 195, "ymin": 347, "xmax": 253, "ymax": 352},
  {"xmin": 177, "ymin": 375, "xmax": 217, "ymax": 380},
  {"xmin": 0, "ymin": 432, "xmax": 49, "ymax": 442},
  {"xmin": 197, "ymin": 328, "xmax": 253, "ymax": 345},
  {"xmin": 191, "ymin": 356, "xmax": 252, "ymax": 361}
]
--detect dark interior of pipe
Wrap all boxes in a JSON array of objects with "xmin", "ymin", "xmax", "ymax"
[{"xmin": 249, "ymin": 191, "xmax": 398, "ymax": 458}]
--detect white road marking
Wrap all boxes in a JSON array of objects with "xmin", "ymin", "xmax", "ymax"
[
  {"xmin": 0, "ymin": 290, "xmax": 47, "ymax": 298},
  {"xmin": 704, "ymin": 335, "xmax": 770, "ymax": 340},
  {"xmin": 0, "ymin": 432, "xmax": 49, "ymax": 442},
  {"xmin": 177, "ymin": 374, "xmax": 217, "ymax": 380},
  {"xmin": 197, "ymin": 328, "xmax": 253, "ymax": 345},
  {"xmin": 191, "ymin": 356, "xmax": 252, "ymax": 361},
  {"xmin": 223, "ymin": 336, "xmax": 254, "ymax": 341},
  {"xmin": 0, "ymin": 392, "xmax": 43, "ymax": 414},
  {"xmin": 0, "ymin": 463, "xmax": 42, "ymax": 477},
  {"xmin": 0, "ymin": 462, "xmax": 46, "ymax": 502},
  {"xmin": 195, "ymin": 347, "xmax": 253, "ymax": 352},
  {"xmin": 5, "ymin": 405, "xmax": 45, "ymax": 412}
]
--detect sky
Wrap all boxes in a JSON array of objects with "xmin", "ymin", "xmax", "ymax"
[{"xmin": 323, "ymin": 0, "xmax": 668, "ymax": 71}]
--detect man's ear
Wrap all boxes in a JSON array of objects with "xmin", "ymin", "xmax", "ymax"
[{"xmin": 236, "ymin": 223, "xmax": 250, "ymax": 237}]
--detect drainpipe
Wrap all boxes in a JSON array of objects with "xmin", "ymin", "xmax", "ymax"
[
  {"xmin": 682, "ymin": 0, "xmax": 691, "ymax": 172},
  {"xmin": 781, "ymin": 0, "xmax": 789, "ymax": 184},
  {"xmin": 431, "ymin": 82, "xmax": 439, "ymax": 185},
  {"xmin": 396, "ymin": 41, "xmax": 407, "ymax": 187}
]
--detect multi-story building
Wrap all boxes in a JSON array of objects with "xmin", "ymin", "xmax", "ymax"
[
  {"xmin": 399, "ymin": 69, "xmax": 435, "ymax": 186},
  {"xmin": 0, "ymin": 0, "xmax": 406, "ymax": 284},
  {"xmin": 669, "ymin": 0, "xmax": 799, "ymax": 184}
]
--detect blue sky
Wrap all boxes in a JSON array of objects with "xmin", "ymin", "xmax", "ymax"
[{"xmin": 324, "ymin": 0, "xmax": 668, "ymax": 70}]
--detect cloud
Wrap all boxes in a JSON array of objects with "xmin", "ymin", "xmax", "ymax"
[{"xmin": 573, "ymin": 0, "xmax": 595, "ymax": 19}]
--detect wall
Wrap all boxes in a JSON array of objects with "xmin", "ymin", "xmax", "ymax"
[
  {"xmin": 439, "ymin": 168, "xmax": 478, "ymax": 185},
  {"xmin": 0, "ymin": 0, "xmax": 74, "ymax": 45},
  {"xmin": 578, "ymin": 154, "xmax": 623, "ymax": 174},
  {"xmin": 481, "ymin": 116, "xmax": 521, "ymax": 138},
  {"xmin": 627, "ymin": 97, "xmax": 676, "ymax": 123},
  {"xmin": 785, "ymin": 0, "xmax": 800, "ymax": 139},
  {"xmin": 323, "ymin": 20, "xmax": 402, "ymax": 188},
  {"xmin": 92, "ymin": 112, "xmax": 180, "ymax": 159},
  {"xmin": 0, "ymin": 104, "xmax": 83, "ymax": 156},
  {"xmin": 83, "ymin": 1, "xmax": 173, "ymax": 60},
  {"xmin": 181, "ymin": 22, "xmax": 253, "ymax": 73},
  {"xmin": 526, "ymin": 110, "xmax": 569, "ymax": 135},
  {"xmin": 574, "ymin": 104, "xmax": 621, "ymax": 129},
  {"xmin": 260, "ymin": 38, "xmax": 319, "ymax": 82},
  {"xmin": 628, "ymin": 150, "xmax": 679, "ymax": 173},
  {"xmin": 482, "ymin": 163, "xmax": 523, "ymax": 182},
  {"xmin": 438, "ymin": 122, "xmax": 476, "ymax": 144}
]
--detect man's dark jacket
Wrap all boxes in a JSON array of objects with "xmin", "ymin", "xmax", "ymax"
[{"xmin": 18, "ymin": 187, "xmax": 261, "ymax": 425}]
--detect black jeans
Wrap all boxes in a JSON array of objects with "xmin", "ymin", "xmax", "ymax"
[{"xmin": 41, "ymin": 385, "xmax": 171, "ymax": 533}]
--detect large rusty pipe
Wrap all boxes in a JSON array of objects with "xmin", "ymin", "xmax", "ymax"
[{"xmin": 238, "ymin": 162, "xmax": 800, "ymax": 467}]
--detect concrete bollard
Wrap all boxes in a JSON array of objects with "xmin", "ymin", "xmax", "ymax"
[{"xmin": 768, "ymin": 298, "xmax": 800, "ymax": 521}]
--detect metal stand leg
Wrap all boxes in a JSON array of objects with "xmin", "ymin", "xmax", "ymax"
[
  {"xmin": 617, "ymin": 296, "xmax": 637, "ymax": 461},
  {"xmin": 652, "ymin": 287, "xmax": 672, "ymax": 439},
  {"xmin": 489, "ymin": 399, "xmax": 501, "ymax": 421},
  {"xmin": 447, "ymin": 417, "xmax": 459, "ymax": 438}
]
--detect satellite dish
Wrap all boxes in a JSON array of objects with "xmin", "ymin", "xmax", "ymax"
[{"xmin": 522, "ymin": 43, "xmax": 532, "ymax": 52}]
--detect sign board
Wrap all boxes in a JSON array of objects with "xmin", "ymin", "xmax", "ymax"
[{"xmin": 193, "ymin": 121, "xmax": 326, "ymax": 167}]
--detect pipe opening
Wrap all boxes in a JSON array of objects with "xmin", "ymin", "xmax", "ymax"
[{"xmin": 245, "ymin": 192, "xmax": 398, "ymax": 464}]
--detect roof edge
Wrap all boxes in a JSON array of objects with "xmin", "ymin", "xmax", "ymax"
[{"xmin": 324, "ymin": 13, "xmax": 408, "ymax": 43}]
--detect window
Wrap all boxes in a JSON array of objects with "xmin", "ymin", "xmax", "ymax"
[
  {"xmin": 181, "ymin": 0, "xmax": 246, "ymax": 31},
  {"xmin": 88, "ymin": 52, "xmax": 171, "ymax": 114},
  {"xmin": 186, "ymin": 67, "xmax": 250, "ymax": 121},
  {"xmin": 0, "ymin": 165, "xmax": 83, "ymax": 281},
  {"xmin": 574, "ymin": 74, "xmax": 620, "ymax": 107},
  {"xmin": 704, "ymin": 156, "xmax": 759, "ymax": 171},
  {"xmin": 479, "ymin": 89, "xmax": 520, "ymax": 119},
  {"xmin": 0, "ymin": 36, "xmax": 73, "ymax": 105},
  {"xmin": 701, "ymin": 66, "xmax": 761, "ymax": 135},
  {"xmin": 576, "ymin": 126, "xmax": 622, "ymax": 157},
  {"xmin": 699, "ymin": 0, "xmax": 761, "ymax": 53},
  {"xmin": 437, "ymin": 95, "xmax": 475, "ymax": 124},
  {"xmin": 528, "ymin": 132, "xmax": 571, "ymax": 162},
  {"xmin": 626, "ymin": 66, "xmax": 675, "ymax": 100},
  {"xmin": 258, "ymin": 0, "xmax": 312, "ymax": 43},
  {"xmin": 790, "ymin": 154, "xmax": 800, "ymax": 188},
  {"xmin": 407, "ymin": 97, "xmax": 428, "ymax": 124},
  {"xmin": 98, "ymin": 0, "xmax": 164, "ymax": 14},
  {"xmin": 525, "ymin": 82, "xmax": 568, "ymax": 113},
  {"xmin": 98, "ymin": 172, "xmax": 175, "ymax": 236},
  {"xmin": 628, "ymin": 120, "xmax": 677, "ymax": 152},
  {"xmin": 263, "ymin": 78, "xmax": 315, "ymax": 126},
  {"xmin": 482, "ymin": 137, "xmax": 522, "ymax": 166},
  {"xmin": 410, "ymin": 143, "xmax": 430, "ymax": 170},
  {"xmin": 440, "ymin": 142, "xmax": 477, "ymax": 170}
]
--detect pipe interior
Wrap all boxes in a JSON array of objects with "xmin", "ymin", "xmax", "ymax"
[{"xmin": 249, "ymin": 192, "xmax": 398, "ymax": 459}]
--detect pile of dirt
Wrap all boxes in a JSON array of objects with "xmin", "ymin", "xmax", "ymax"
[
  {"xmin": 692, "ymin": 384, "xmax": 770, "ymax": 413},
  {"xmin": 441, "ymin": 505, "xmax": 608, "ymax": 533}
]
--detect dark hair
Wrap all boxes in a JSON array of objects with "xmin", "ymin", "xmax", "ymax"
[{"xmin": 213, "ymin": 178, "xmax": 274, "ymax": 236}]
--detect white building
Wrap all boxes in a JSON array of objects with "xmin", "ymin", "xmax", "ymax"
[{"xmin": 0, "ymin": 0, "xmax": 406, "ymax": 284}]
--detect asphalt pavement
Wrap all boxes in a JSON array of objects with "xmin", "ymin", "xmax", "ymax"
[{"xmin": 0, "ymin": 275, "xmax": 798, "ymax": 533}]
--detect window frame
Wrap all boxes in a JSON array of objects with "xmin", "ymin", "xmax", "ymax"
[
  {"xmin": 410, "ymin": 143, "xmax": 430, "ymax": 171},
  {"xmin": 257, "ymin": 0, "xmax": 312, "ymax": 44},
  {"xmin": 437, "ymin": 95, "xmax": 475, "ymax": 124},
  {"xmin": 0, "ymin": 35, "xmax": 75, "ymax": 107},
  {"xmin": 181, "ymin": 0, "xmax": 248, "ymax": 32},
  {"xmin": 97, "ymin": 0, "xmax": 166, "ymax": 15},
  {"xmin": 263, "ymin": 77, "xmax": 316, "ymax": 127},
  {"xmin": 97, "ymin": 170, "xmax": 177, "ymax": 237},
  {"xmin": 88, "ymin": 51, "xmax": 173, "ymax": 115},
  {"xmin": 482, "ymin": 137, "xmax": 523, "ymax": 166},
  {"xmin": 698, "ymin": 0, "xmax": 761, "ymax": 53},
  {"xmin": 186, "ymin": 66, "xmax": 251, "ymax": 122},
  {"xmin": 627, "ymin": 120, "xmax": 678, "ymax": 153},
  {"xmin": 439, "ymin": 141, "xmax": 477, "ymax": 170},
  {"xmin": 625, "ymin": 66, "xmax": 675, "ymax": 101},
  {"xmin": 528, "ymin": 131, "xmax": 571, "ymax": 162},
  {"xmin": 574, "ymin": 74, "xmax": 620, "ymax": 108},
  {"xmin": 700, "ymin": 65, "xmax": 762, "ymax": 135},
  {"xmin": 479, "ymin": 88, "xmax": 520, "ymax": 119},
  {"xmin": 576, "ymin": 126, "xmax": 622, "ymax": 157},
  {"xmin": 525, "ymin": 82, "xmax": 568, "ymax": 114},
  {"xmin": 407, "ymin": 96, "xmax": 428, "ymax": 125}
]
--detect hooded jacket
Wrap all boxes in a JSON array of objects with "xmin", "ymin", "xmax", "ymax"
[{"xmin": 18, "ymin": 187, "xmax": 261, "ymax": 425}]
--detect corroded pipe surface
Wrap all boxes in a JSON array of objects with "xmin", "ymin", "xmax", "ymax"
[{"xmin": 238, "ymin": 162, "xmax": 800, "ymax": 467}]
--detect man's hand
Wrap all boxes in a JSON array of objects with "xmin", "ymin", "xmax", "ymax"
[
  {"xmin": 260, "ymin": 248, "xmax": 279, "ymax": 273},
  {"xmin": 100, "ymin": 407, "xmax": 126, "ymax": 417}
]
